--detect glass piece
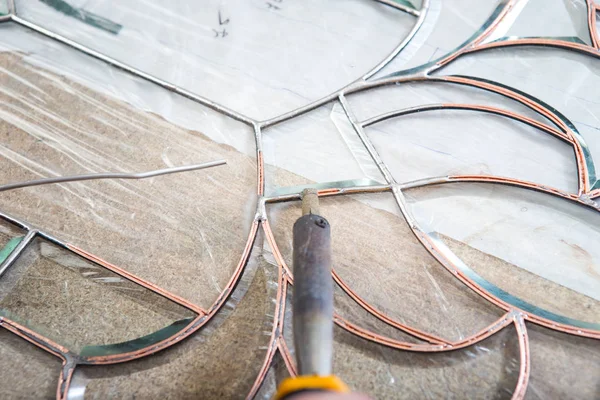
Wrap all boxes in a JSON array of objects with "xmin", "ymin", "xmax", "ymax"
[
  {"xmin": 441, "ymin": 48, "xmax": 600, "ymax": 187},
  {"xmin": 263, "ymin": 103, "xmax": 384, "ymax": 195},
  {"xmin": 0, "ymin": 220, "xmax": 25, "ymax": 262},
  {"xmin": 347, "ymin": 81, "xmax": 554, "ymax": 126},
  {"xmin": 0, "ymin": 328, "xmax": 62, "ymax": 399},
  {"xmin": 376, "ymin": 0, "xmax": 501, "ymax": 75},
  {"xmin": 334, "ymin": 285, "xmax": 426, "ymax": 344},
  {"xmin": 254, "ymin": 352, "xmax": 292, "ymax": 400},
  {"xmin": 0, "ymin": 47, "xmax": 256, "ymax": 310},
  {"xmin": 504, "ymin": 0, "xmax": 590, "ymax": 44},
  {"xmin": 526, "ymin": 323, "xmax": 600, "ymax": 399},
  {"xmin": 70, "ymin": 248, "xmax": 276, "ymax": 399},
  {"xmin": 267, "ymin": 192, "xmax": 505, "ymax": 343},
  {"xmin": 406, "ymin": 183, "xmax": 600, "ymax": 325},
  {"xmin": 332, "ymin": 323, "xmax": 520, "ymax": 398},
  {"xmin": 364, "ymin": 108, "xmax": 577, "ymax": 193},
  {"xmin": 440, "ymin": 49, "xmax": 600, "ymax": 135},
  {"xmin": 0, "ymin": 238, "xmax": 197, "ymax": 355},
  {"xmin": 0, "ymin": 0, "xmax": 8, "ymax": 15},
  {"xmin": 14, "ymin": 0, "xmax": 415, "ymax": 120}
]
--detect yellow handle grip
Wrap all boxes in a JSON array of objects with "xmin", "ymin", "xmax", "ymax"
[{"xmin": 275, "ymin": 375, "xmax": 349, "ymax": 400}]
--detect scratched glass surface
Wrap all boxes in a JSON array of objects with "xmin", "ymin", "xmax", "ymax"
[{"xmin": 0, "ymin": 0, "xmax": 599, "ymax": 399}]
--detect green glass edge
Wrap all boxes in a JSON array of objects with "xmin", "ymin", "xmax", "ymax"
[
  {"xmin": 79, "ymin": 317, "xmax": 196, "ymax": 358},
  {"xmin": 0, "ymin": 236, "xmax": 24, "ymax": 265}
]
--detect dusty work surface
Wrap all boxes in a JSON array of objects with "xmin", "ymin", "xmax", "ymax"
[{"xmin": 0, "ymin": 49, "xmax": 599, "ymax": 399}]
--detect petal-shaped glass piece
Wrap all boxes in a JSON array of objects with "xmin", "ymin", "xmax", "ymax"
[
  {"xmin": 68, "ymin": 247, "xmax": 276, "ymax": 399},
  {"xmin": 405, "ymin": 182, "xmax": 600, "ymax": 326},
  {"xmin": 526, "ymin": 322, "xmax": 600, "ymax": 399},
  {"xmin": 14, "ymin": 0, "xmax": 416, "ymax": 119},
  {"xmin": 334, "ymin": 285, "xmax": 427, "ymax": 344},
  {"xmin": 441, "ymin": 49, "xmax": 600, "ymax": 135},
  {"xmin": 331, "ymin": 324, "xmax": 520, "ymax": 398},
  {"xmin": 0, "ymin": 238, "xmax": 197, "ymax": 355},
  {"xmin": 364, "ymin": 108, "xmax": 577, "ymax": 192},
  {"xmin": 267, "ymin": 192, "xmax": 505, "ymax": 344},
  {"xmin": 347, "ymin": 81, "xmax": 553, "ymax": 125},
  {"xmin": 0, "ymin": 328, "xmax": 61, "ymax": 399},
  {"xmin": 441, "ymin": 47, "xmax": 600, "ymax": 189},
  {"xmin": 0, "ymin": 48, "xmax": 257, "ymax": 310}
]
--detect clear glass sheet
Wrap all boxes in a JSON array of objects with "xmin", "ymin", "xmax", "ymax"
[
  {"xmin": 525, "ymin": 323, "xmax": 600, "ymax": 399},
  {"xmin": 263, "ymin": 102, "xmax": 384, "ymax": 195},
  {"xmin": 364, "ymin": 109, "xmax": 577, "ymax": 193},
  {"xmin": 267, "ymin": 193, "xmax": 505, "ymax": 344},
  {"xmin": 405, "ymin": 183, "xmax": 600, "ymax": 324},
  {"xmin": 0, "ymin": 1, "xmax": 8, "ymax": 16},
  {"xmin": 0, "ymin": 328, "xmax": 61, "ymax": 399},
  {"xmin": 14, "ymin": 0, "xmax": 416, "ymax": 120},
  {"xmin": 69, "ymin": 245, "xmax": 277, "ymax": 399},
  {"xmin": 0, "ymin": 37, "xmax": 257, "ymax": 310},
  {"xmin": 0, "ymin": 238, "xmax": 196, "ymax": 355}
]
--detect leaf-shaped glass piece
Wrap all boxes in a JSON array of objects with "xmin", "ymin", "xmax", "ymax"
[
  {"xmin": 333, "ymin": 285, "xmax": 427, "ymax": 344},
  {"xmin": 68, "ymin": 248, "xmax": 276, "ymax": 399},
  {"xmin": 347, "ymin": 80, "xmax": 553, "ymax": 125},
  {"xmin": 405, "ymin": 182, "xmax": 600, "ymax": 326},
  {"xmin": 13, "ymin": 0, "xmax": 417, "ymax": 119},
  {"xmin": 441, "ymin": 49, "xmax": 599, "ymax": 134},
  {"xmin": 267, "ymin": 192, "xmax": 505, "ymax": 344},
  {"xmin": 0, "ymin": 328, "xmax": 62, "ymax": 399},
  {"xmin": 364, "ymin": 108, "xmax": 577, "ymax": 192},
  {"xmin": 441, "ymin": 48, "xmax": 600, "ymax": 189},
  {"xmin": 331, "ymin": 324, "xmax": 521, "ymax": 399},
  {"xmin": 279, "ymin": 319, "xmax": 521, "ymax": 399},
  {"xmin": 0, "ymin": 238, "xmax": 197, "ymax": 355}
]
